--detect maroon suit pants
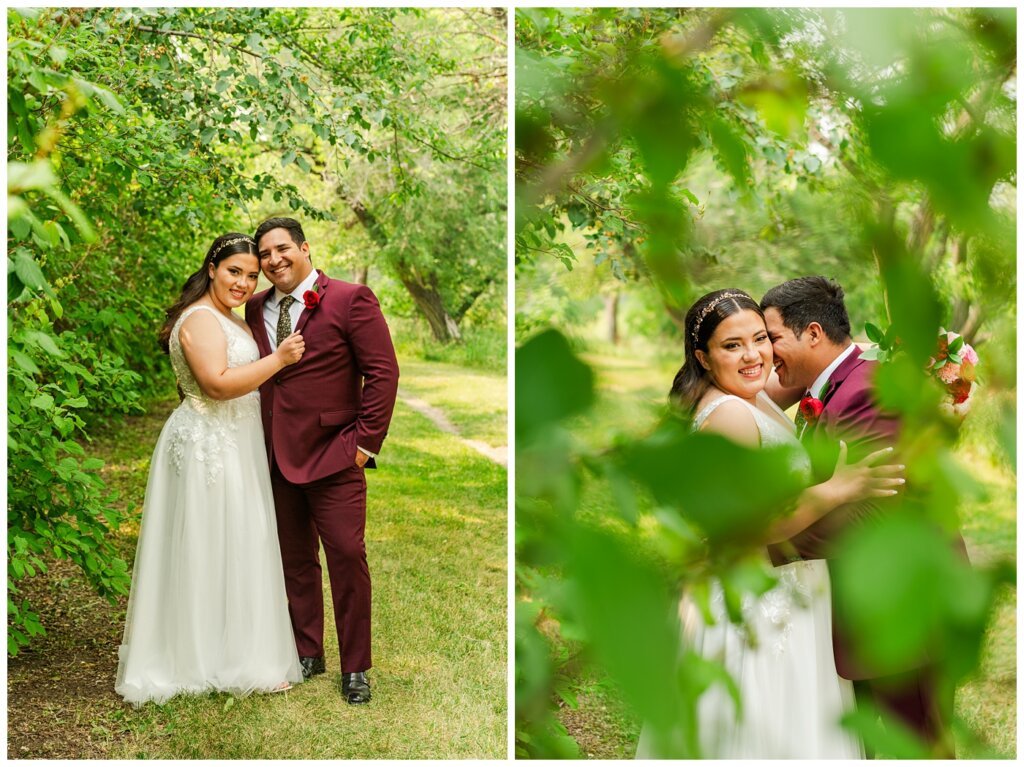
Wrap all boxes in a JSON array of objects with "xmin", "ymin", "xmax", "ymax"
[
  {"xmin": 854, "ymin": 669, "xmax": 954, "ymax": 758},
  {"xmin": 270, "ymin": 462, "xmax": 371, "ymax": 673}
]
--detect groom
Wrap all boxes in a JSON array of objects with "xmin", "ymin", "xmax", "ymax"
[
  {"xmin": 245, "ymin": 216, "xmax": 399, "ymax": 704},
  {"xmin": 761, "ymin": 276, "xmax": 963, "ymax": 757}
]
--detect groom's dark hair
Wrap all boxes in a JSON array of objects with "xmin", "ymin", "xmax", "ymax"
[
  {"xmin": 760, "ymin": 276, "xmax": 851, "ymax": 344},
  {"xmin": 254, "ymin": 216, "xmax": 306, "ymax": 249}
]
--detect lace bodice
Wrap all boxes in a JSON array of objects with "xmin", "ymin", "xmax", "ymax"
[
  {"xmin": 164, "ymin": 304, "xmax": 261, "ymax": 484},
  {"xmin": 169, "ymin": 305, "xmax": 260, "ymax": 414}
]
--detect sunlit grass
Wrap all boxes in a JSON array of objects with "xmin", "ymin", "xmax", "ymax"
[
  {"xmin": 398, "ymin": 359, "xmax": 508, "ymax": 447},
  {"xmin": 89, "ymin": 369, "xmax": 506, "ymax": 759}
]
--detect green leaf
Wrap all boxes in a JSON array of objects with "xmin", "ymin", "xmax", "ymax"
[
  {"xmin": 621, "ymin": 425, "xmax": 804, "ymax": 544},
  {"xmin": 879, "ymin": 252, "xmax": 942, "ymax": 366},
  {"xmin": 91, "ymin": 84, "xmax": 125, "ymax": 114},
  {"xmin": 832, "ymin": 511, "xmax": 987, "ymax": 677},
  {"xmin": 864, "ymin": 322, "xmax": 884, "ymax": 344},
  {"xmin": 9, "ymin": 216, "xmax": 32, "ymax": 240},
  {"xmin": 516, "ymin": 329, "xmax": 595, "ymax": 440},
  {"xmin": 295, "ymin": 155, "xmax": 311, "ymax": 173},
  {"xmin": 738, "ymin": 71, "xmax": 808, "ymax": 139},
  {"xmin": 565, "ymin": 523, "xmax": 686, "ymax": 749},
  {"xmin": 30, "ymin": 392, "xmax": 55, "ymax": 410},
  {"xmin": 13, "ymin": 251, "xmax": 48, "ymax": 291},
  {"xmin": 9, "ymin": 349, "xmax": 39, "ymax": 375},
  {"xmin": 25, "ymin": 330, "xmax": 64, "ymax": 357},
  {"xmin": 200, "ymin": 127, "xmax": 218, "ymax": 145},
  {"xmin": 281, "ymin": 149, "xmax": 296, "ymax": 167}
]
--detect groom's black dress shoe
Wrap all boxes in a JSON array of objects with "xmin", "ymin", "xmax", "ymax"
[
  {"xmin": 299, "ymin": 656, "xmax": 326, "ymax": 680},
  {"xmin": 341, "ymin": 671, "xmax": 371, "ymax": 704}
]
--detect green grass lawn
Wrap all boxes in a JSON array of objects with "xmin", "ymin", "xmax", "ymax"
[
  {"xmin": 7, "ymin": 360, "xmax": 507, "ymax": 760},
  {"xmin": 531, "ymin": 344, "xmax": 1017, "ymax": 759},
  {"xmin": 398, "ymin": 359, "xmax": 508, "ymax": 447}
]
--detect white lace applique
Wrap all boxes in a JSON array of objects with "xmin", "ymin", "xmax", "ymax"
[{"xmin": 164, "ymin": 305, "xmax": 260, "ymax": 484}]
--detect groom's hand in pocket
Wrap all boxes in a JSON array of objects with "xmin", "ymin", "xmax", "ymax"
[{"xmin": 354, "ymin": 450, "xmax": 370, "ymax": 469}]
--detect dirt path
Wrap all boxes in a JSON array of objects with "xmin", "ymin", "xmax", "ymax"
[{"xmin": 399, "ymin": 390, "xmax": 507, "ymax": 466}]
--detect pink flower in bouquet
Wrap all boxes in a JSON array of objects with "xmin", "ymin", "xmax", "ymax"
[
  {"xmin": 936, "ymin": 362, "xmax": 960, "ymax": 385},
  {"xmin": 930, "ymin": 329, "xmax": 980, "ymax": 418}
]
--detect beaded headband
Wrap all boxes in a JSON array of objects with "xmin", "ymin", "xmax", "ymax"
[
  {"xmin": 209, "ymin": 236, "xmax": 256, "ymax": 261},
  {"xmin": 691, "ymin": 292, "xmax": 750, "ymax": 344}
]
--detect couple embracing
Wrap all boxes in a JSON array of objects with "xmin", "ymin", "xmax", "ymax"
[
  {"xmin": 116, "ymin": 218, "xmax": 399, "ymax": 706},
  {"xmin": 638, "ymin": 277, "xmax": 963, "ymax": 759}
]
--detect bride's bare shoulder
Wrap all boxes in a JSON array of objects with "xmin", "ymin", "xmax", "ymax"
[{"xmin": 696, "ymin": 391, "xmax": 760, "ymax": 448}]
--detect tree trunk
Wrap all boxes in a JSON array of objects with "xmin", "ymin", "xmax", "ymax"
[
  {"xmin": 603, "ymin": 291, "xmax": 620, "ymax": 345},
  {"xmin": 397, "ymin": 267, "xmax": 461, "ymax": 343},
  {"xmin": 345, "ymin": 194, "xmax": 462, "ymax": 343},
  {"xmin": 353, "ymin": 265, "xmax": 369, "ymax": 285}
]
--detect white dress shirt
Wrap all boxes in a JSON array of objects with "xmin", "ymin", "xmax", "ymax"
[
  {"xmin": 809, "ymin": 342, "xmax": 857, "ymax": 399},
  {"xmin": 262, "ymin": 269, "xmax": 319, "ymax": 351}
]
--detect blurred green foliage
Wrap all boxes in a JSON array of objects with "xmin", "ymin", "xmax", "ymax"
[
  {"xmin": 515, "ymin": 7, "xmax": 1015, "ymax": 758},
  {"xmin": 7, "ymin": 7, "xmax": 505, "ymax": 654}
]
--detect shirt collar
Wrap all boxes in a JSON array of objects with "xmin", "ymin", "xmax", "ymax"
[
  {"xmin": 809, "ymin": 342, "xmax": 857, "ymax": 399},
  {"xmin": 272, "ymin": 269, "xmax": 318, "ymax": 306}
]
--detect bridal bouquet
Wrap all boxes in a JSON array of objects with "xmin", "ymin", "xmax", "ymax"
[
  {"xmin": 862, "ymin": 324, "xmax": 980, "ymax": 419},
  {"xmin": 929, "ymin": 330, "xmax": 979, "ymax": 417}
]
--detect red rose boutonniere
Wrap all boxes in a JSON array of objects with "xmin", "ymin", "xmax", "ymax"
[
  {"xmin": 302, "ymin": 289, "xmax": 320, "ymax": 310},
  {"xmin": 799, "ymin": 395, "xmax": 825, "ymax": 426}
]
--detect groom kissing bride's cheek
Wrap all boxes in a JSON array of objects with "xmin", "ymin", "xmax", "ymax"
[
  {"xmin": 761, "ymin": 277, "xmax": 966, "ymax": 757},
  {"xmin": 246, "ymin": 217, "xmax": 400, "ymax": 705},
  {"xmin": 640, "ymin": 276, "xmax": 964, "ymax": 759}
]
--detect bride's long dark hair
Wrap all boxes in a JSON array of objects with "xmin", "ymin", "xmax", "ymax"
[
  {"xmin": 669, "ymin": 289, "xmax": 765, "ymax": 419},
  {"xmin": 158, "ymin": 233, "xmax": 258, "ymax": 353}
]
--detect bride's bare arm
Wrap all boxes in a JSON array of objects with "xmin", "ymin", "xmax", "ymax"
[
  {"xmin": 764, "ymin": 443, "xmax": 903, "ymax": 544},
  {"xmin": 179, "ymin": 309, "xmax": 304, "ymax": 400}
]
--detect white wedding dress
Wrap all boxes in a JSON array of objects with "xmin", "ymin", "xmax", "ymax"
[
  {"xmin": 637, "ymin": 391, "xmax": 863, "ymax": 759},
  {"xmin": 115, "ymin": 305, "xmax": 302, "ymax": 705}
]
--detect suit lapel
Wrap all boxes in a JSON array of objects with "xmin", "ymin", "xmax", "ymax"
[
  {"xmin": 799, "ymin": 345, "xmax": 864, "ymax": 442},
  {"xmin": 820, "ymin": 345, "xmax": 863, "ymax": 411},
  {"xmin": 251, "ymin": 290, "xmax": 273, "ymax": 358},
  {"xmin": 294, "ymin": 270, "xmax": 330, "ymax": 337}
]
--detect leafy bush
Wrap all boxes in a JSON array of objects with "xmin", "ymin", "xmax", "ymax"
[{"xmin": 8, "ymin": 292, "xmax": 141, "ymax": 654}]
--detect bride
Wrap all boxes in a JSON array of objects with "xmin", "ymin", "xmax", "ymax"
[
  {"xmin": 637, "ymin": 289, "xmax": 902, "ymax": 759},
  {"xmin": 116, "ymin": 233, "xmax": 305, "ymax": 705}
]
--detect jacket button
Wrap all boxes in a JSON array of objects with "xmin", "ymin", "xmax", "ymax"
[{"xmin": 274, "ymin": 378, "xmax": 283, "ymax": 385}]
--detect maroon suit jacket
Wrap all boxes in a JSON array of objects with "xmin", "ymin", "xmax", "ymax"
[
  {"xmin": 768, "ymin": 347, "xmax": 905, "ymax": 680},
  {"xmin": 769, "ymin": 346, "xmax": 968, "ymax": 680},
  {"xmin": 245, "ymin": 270, "xmax": 399, "ymax": 484}
]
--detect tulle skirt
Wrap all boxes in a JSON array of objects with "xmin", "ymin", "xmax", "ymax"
[
  {"xmin": 115, "ymin": 399, "xmax": 302, "ymax": 705},
  {"xmin": 637, "ymin": 559, "xmax": 863, "ymax": 759}
]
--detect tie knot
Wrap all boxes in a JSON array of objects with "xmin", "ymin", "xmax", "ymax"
[{"xmin": 280, "ymin": 295, "xmax": 296, "ymax": 309}]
